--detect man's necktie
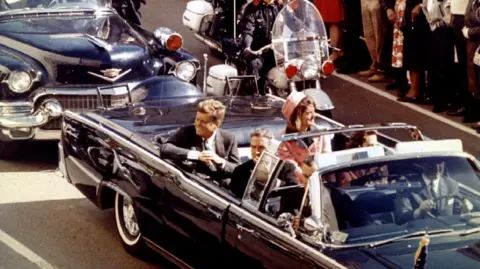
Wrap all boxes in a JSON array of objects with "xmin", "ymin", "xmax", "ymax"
[{"xmin": 429, "ymin": 181, "xmax": 436, "ymax": 199}]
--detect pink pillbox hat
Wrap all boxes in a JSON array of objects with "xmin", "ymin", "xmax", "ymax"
[{"xmin": 282, "ymin": 91, "xmax": 307, "ymax": 119}]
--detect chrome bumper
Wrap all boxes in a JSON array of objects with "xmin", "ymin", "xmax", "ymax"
[{"xmin": 0, "ymin": 82, "xmax": 140, "ymax": 141}]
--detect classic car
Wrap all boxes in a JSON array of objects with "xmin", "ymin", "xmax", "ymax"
[
  {"xmin": 58, "ymin": 93, "xmax": 480, "ymax": 269},
  {"xmin": 0, "ymin": 0, "xmax": 200, "ymax": 157}
]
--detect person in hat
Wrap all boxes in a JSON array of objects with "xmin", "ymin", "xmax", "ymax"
[{"xmin": 277, "ymin": 91, "xmax": 333, "ymax": 183}]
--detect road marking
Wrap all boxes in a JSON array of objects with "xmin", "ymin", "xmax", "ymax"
[
  {"xmin": 0, "ymin": 172, "xmax": 84, "ymax": 205},
  {"xmin": 334, "ymin": 72, "xmax": 480, "ymax": 139},
  {"xmin": 0, "ymin": 228, "xmax": 57, "ymax": 269}
]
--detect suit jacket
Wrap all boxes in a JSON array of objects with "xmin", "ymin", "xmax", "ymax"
[
  {"xmin": 160, "ymin": 125, "xmax": 241, "ymax": 175},
  {"xmin": 394, "ymin": 176, "xmax": 462, "ymax": 225}
]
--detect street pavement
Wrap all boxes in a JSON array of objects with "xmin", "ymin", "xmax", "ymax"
[{"xmin": 0, "ymin": 1, "xmax": 479, "ymax": 269}]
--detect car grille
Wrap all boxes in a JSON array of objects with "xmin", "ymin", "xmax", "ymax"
[{"xmin": 40, "ymin": 94, "xmax": 129, "ymax": 130}]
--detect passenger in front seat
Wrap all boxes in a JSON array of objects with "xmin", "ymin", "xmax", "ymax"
[{"xmin": 230, "ymin": 127, "xmax": 297, "ymax": 197}]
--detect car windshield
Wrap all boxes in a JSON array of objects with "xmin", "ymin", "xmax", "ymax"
[
  {"xmin": 317, "ymin": 155, "xmax": 480, "ymax": 245},
  {"xmin": 0, "ymin": 0, "xmax": 108, "ymax": 13}
]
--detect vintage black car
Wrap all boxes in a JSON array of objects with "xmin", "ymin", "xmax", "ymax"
[
  {"xmin": 0, "ymin": 0, "xmax": 200, "ymax": 157},
  {"xmin": 58, "ymin": 94, "xmax": 480, "ymax": 268}
]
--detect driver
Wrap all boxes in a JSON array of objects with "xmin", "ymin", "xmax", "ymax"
[
  {"xmin": 239, "ymin": 0, "xmax": 283, "ymax": 94},
  {"xmin": 394, "ymin": 161, "xmax": 470, "ymax": 225},
  {"xmin": 160, "ymin": 99, "xmax": 241, "ymax": 181}
]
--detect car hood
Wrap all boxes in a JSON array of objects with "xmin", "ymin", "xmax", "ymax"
[
  {"xmin": 0, "ymin": 13, "xmax": 156, "ymax": 85},
  {"xmin": 331, "ymin": 236, "xmax": 480, "ymax": 269}
]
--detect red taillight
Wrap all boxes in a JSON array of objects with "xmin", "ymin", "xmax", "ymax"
[
  {"xmin": 285, "ymin": 64, "xmax": 298, "ymax": 78},
  {"xmin": 166, "ymin": 34, "xmax": 183, "ymax": 51},
  {"xmin": 321, "ymin": 61, "xmax": 335, "ymax": 76}
]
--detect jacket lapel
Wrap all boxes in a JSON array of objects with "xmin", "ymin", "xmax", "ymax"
[{"xmin": 215, "ymin": 131, "xmax": 226, "ymax": 157}]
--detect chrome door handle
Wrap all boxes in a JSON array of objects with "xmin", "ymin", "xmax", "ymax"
[
  {"xmin": 207, "ymin": 207, "xmax": 223, "ymax": 220},
  {"xmin": 236, "ymin": 224, "xmax": 254, "ymax": 234}
]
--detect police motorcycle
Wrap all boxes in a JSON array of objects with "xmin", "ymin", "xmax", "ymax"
[
  {"xmin": 112, "ymin": 0, "xmax": 145, "ymax": 25},
  {"xmin": 182, "ymin": 0, "xmax": 249, "ymax": 55},
  {"xmin": 198, "ymin": 0, "xmax": 336, "ymax": 117}
]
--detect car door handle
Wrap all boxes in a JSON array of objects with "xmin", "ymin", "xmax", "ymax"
[
  {"xmin": 207, "ymin": 207, "xmax": 223, "ymax": 220},
  {"xmin": 236, "ymin": 224, "xmax": 254, "ymax": 234}
]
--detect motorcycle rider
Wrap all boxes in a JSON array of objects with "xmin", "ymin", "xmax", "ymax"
[{"xmin": 239, "ymin": 0, "xmax": 284, "ymax": 94}]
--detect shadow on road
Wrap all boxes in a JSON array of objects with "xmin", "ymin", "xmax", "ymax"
[
  {"xmin": 0, "ymin": 141, "xmax": 59, "ymax": 173},
  {"xmin": 0, "ymin": 199, "xmax": 175, "ymax": 269}
]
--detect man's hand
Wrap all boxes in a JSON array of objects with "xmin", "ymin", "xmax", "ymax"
[
  {"xmin": 463, "ymin": 26, "xmax": 470, "ymax": 39},
  {"xmin": 300, "ymin": 161, "xmax": 317, "ymax": 186},
  {"xmin": 199, "ymin": 151, "xmax": 226, "ymax": 167},
  {"xmin": 414, "ymin": 199, "xmax": 436, "ymax": 219},
  {"xmin": 386, "ymin": 9, "xmax": 397, "ymax": 23},
  {"xmin": 411, "ymin": 4, "xmax": 422, "ymax": 23}
]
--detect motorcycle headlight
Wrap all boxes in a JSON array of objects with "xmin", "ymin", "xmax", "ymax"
[
  {"xmin": 174, "ymin": 61, "xmax": 196, "ymax": 82},
  {"xmin": 300, "ymin": 59, "xmax": 319, "ymax": 80},
  {"xmin": 8, "ymin": 71, "xmax": 33, "ymax": 93}
]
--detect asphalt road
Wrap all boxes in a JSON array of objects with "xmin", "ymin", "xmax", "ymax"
[{"xmin": 0, "ymin": 1, "xmax": 479, "ymax": 269}]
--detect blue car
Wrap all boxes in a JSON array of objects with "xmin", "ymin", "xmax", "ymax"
[{"xmin": 0, "ymin": 0, "xmax": 201, "ymax": 157}]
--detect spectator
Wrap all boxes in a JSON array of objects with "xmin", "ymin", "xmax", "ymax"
[
  {"xmin": 463, "ymin": 0, "xmax": 480, "ymax": 125},
  {"xmin": 446, "ymin": 0, "xmax": 470, "ymax": 117},
  {"xmin": 381, "ymin": 0, "xmax": 409, "ymax": 91},
  {"xmin": 422, "ymin": 0, "xmax": 455, "ymax": 112},
  {"xmin": 358, "ymin": 0, "xmax": 388, "ymax": 82},
  {"xmin": 314, "ymin": 0, "xmax": 345, "ymax": 62},
  {"xmin": 337, "ymin": 0, "xmax": 372, "ymax": 74},
  {"xmin": 397, "ymin": 0, "xmax": 430, "ymax": 103}
]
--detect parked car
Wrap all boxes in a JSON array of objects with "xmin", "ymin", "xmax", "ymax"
[
  {"xmin": 59, "ymin": 94, "xmax": 479, "ymax": 269},
  {"xmin": 0, "ymin": 0, "xmax": 200, "ymax": 157}
]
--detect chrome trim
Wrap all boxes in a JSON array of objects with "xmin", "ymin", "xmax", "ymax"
[
  {"xmin": 1, "ymin": 70, "xmax": 41, "ymax": 94},
  {"xmin": 30, "ymin": 82, "xmax": 142, "ymax": 104},
  {"xmin": 87, "ymin": 69, "xmax": 132, "ymax": 83},
  {"xmin": 168, "ymin": 61, "xmax": 197, "ymax": 82},
  {"xmin": 0, "ymin": 100, "xmax": 62, "ymax": 129},
  {"xmin": 62, "ymin": 110, "xmax": 347, "ymax": 269},
  {"xmin": 153, "ymin": 27, "xmax": 183, "ymax": 52}
]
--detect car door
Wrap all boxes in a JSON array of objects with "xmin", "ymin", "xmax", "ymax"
[
  {"xmin": 227, "ymin": 151, "xmax": 309, "ymax": 269},
  {"xmin": 162, "ymin": 165, "xmax": 233, "ymax": 268}
]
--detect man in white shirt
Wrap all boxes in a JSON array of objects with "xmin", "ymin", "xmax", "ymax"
[
  {"xmin": 160, "ymin": 99, "xmax": 241, "ymax": 179},
  {"xmin": 394, "ymin": 161, "xmax": 469, "ymax": 224}
]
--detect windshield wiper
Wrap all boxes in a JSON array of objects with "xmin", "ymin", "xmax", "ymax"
[
  {"xmin": 460, "ymin": 227, "xmax": 480, "ymax": 236},
  {"xmin": 84, "ymin": 34, "xmax": 112, "ymax": 52},
  {"xmin": 368, "ymin": 229, "xmax": 454, "ymax": 247}
]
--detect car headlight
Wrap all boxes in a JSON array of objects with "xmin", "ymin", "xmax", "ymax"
[
  {"xmin": 300, "ymin": 59, "xmax": 319, "ymax": 80},
  {"xmin": 8, "ymin": 71, "xmax": 33, "ymax": 93},
  {"xmin": 174, "ymin": 61, "xmax": 196, "ymax": 82}
]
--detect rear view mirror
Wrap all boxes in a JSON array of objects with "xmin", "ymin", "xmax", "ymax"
[{"xmin": 304, "ymin": 215, "xmax": 323, "ymax": 232}]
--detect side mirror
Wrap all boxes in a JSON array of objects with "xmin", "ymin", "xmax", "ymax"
[
  {"xmin": 277, "ymin": 213, "xmax": 296, "ymax": 238},
  {"xmin": 304, "ymin": 215, "xmax": 323, "ymax": 232}
]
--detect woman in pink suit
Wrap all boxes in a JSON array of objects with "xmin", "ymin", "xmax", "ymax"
[{"xmin": 277, "ymin": 91, "xmax": 333, "ymax": 184}]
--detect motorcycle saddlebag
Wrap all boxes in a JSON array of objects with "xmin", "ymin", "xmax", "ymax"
[{"xmin": 183, "ymin": 0, "xmax": 214, "ymax": 33}]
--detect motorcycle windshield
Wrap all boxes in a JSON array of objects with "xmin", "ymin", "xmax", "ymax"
[{"xmin": 271, "ymin": 0, "xmax": 329, "ymax": 67}]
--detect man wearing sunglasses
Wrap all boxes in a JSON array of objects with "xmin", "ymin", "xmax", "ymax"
[
  {"xmin": 160, "ymin": 99, "xmax": 240, "ymax": 180},
  {"xmin": 394, "ymin": 161, "xmax": 470, "ymax": 224}
]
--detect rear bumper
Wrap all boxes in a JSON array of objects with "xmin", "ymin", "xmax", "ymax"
[{"xmin": 0, "ymin": 82, "xmax": 140, "ymax": 141}]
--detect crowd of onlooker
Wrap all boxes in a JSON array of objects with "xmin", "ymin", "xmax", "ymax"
[{"xmin": 312, "ymin": 0, "xmax": 480, "ymax": 130}]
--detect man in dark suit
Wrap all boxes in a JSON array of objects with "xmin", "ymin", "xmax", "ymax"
[
  {"xmin": 160, "ymin": 99, "xmax": 240, "ymax": 179},
  {"xmin": 394, "ymin": 161, "xmax": 469, "ymax": 225},
  {"xmin": 230, "ymin": 127, "xmax": 298, "ymax": 198}
]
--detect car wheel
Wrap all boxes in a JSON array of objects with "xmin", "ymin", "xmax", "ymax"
[
  {"xmin": 0, "ymin": 141, "xmax": 20, "ymax": 159},
  {"xmin": 114, "ymin": 192, "xmax": 146, "ymax": 255}
]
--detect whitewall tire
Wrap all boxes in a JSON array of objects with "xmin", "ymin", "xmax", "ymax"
[{"xmin": 114, "ymin": 192, "xmax": 146, "ymax": 255}]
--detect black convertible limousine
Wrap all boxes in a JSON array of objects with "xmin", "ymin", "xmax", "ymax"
[{"xmin": 59, "ymin": 95, "xmax": 480, "ymax": 269}]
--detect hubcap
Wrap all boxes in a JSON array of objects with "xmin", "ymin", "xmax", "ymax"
[{"xmin": 122, "ymin": 199, "xmax": 139, "ymax": 237}]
